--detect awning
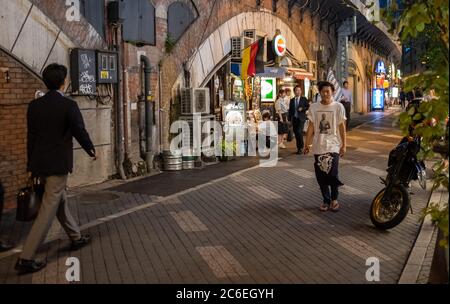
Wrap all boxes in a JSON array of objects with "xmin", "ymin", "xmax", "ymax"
[
  {"xmin": 255, "ymin": 67, "xmax": 287, "ymax": 78},
  {"xmin": 287, "ymin": 67, "xmax": 314, "ymax": 80}
]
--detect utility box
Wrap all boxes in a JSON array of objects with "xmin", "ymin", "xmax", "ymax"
[
  {"xmin": 70, "ymin": 48, "xmax": 97, "ymax": 95},
  {"xmin": 97, "ymin": 51, "xmax": 118, "ymax": 84}
]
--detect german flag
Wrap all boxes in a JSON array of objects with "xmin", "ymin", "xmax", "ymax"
[{"xmin": 241, "ymin": 38, "xmax": 265, "ymax": 80}]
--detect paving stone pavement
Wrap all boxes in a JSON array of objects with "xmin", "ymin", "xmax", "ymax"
[{"xmin": 0, "ymin": 109, "xmax": 432, "ymax": 284}]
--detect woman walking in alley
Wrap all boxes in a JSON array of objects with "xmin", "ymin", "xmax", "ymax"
[
  {"xmin": 275, "ymin": 89, "xmax": 289, "ymax": 149},
  {"xmin": 304, "ymin": 81, "xmax": 347, "ymax": 212}
]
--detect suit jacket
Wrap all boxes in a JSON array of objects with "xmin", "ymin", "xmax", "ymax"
[
  {"xmin": 288, "ymin": 96, "xmax": 309, "ymax": 122},
  {"xmin": 27, "ymin": 90, "xmax": 95, "ymax": 176}
]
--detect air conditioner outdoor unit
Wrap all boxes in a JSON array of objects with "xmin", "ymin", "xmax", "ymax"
[
  {"xmin": 242, "ymin": 36, "xmax": 253, "ymax": 50},
  {"xmin": 231, "ymin": 36, "xmax": 254, "ymax": 59},
  {"xmin": 181, "ymin": 88, "xmax": 210, "ymax": 115},
  {"xmin": 231, "ymin": 37, "xmax": 242, "ymax": 59},
  {"xmin": 243, "ymin": 30, "xmax": 256, "ymax": 39}
]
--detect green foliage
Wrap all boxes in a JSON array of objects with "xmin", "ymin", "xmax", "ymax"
[
  {"xmin": 384, "ymin": 0, "xmax": 449, "ymax": 247},
  {"xmin": 421, "ymin": 202, "xmax": 449, "ymax": 248},
  {"xmin": 220, "ymin": 140, "xmax": 237, "ymax": 161},
  {"xmin": 165, "ymin": 34, "xmax": 176, "ymax": 54}
]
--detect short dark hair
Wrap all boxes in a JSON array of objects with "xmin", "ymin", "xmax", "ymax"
[
  {"xmin": 278, "ymin": 89, "xmax": 285, "ymax": 95},
  {"xmin": 42, "ymin": 63, "xmax": 68, "ymax": 90},
  {"xmin": 318, "ymin": 81, "xmax": 335, "ymax": 92},
  {"xmin": 343, "ymin": 81, "xmax": 349, "ymax": 86},
  {"xmin": 294, "ymin": 85, "xmax": 302, "ymax": 91},
  {"xmin": 262, "ymin": 112, "xmax": 271, "ymax": 120}
]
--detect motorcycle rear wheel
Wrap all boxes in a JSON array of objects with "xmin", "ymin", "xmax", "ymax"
[{"xmin": 370, "ymin": 185, "xmax": 410, "ymax": 230}]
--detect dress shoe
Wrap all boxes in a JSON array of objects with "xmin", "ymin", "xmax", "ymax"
[
  {"xmin": 15, "ymin": 259, "xmax": 47, "ymax": 275},
  {"xmin": 70, "ymin": 234, "xmax": 92, "ymax": 251},
  {"xmin": 0, "ymin": 242, "xmax": 13, "ymax": 252}
]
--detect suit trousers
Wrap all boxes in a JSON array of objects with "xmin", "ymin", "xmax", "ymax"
[
  {"xmin": 0, "ymin": 182, "xmax": 4, "ymax": 224},
  {"xmin": 292, "ymin": 118, "xmax": 306, "ymax": 152},
  {"xmin": 21, "ymin": 175, "xmax": 81, "ymax": 260}
]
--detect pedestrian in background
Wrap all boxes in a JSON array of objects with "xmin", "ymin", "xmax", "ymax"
[
  {"xmin": 15, "ymin": 63, "xmax": 96, "ymax": 275},
  {"xmin": 304, "ymin": 81, "xmax": 347, "ymax": 212},
  {"xmin": 288, "ymin": 85, "xmax": 309, "ymax": 154},
  {"xmin": 399, "ymin": 88, "xmax": 407, "ymax": 109},
  {"xmin": 341, "ymin": 81, "xmax": 353, "ymax": 128},
  {"xmin": 284, "ymin": 88, "xmax": 294, "ymax": 142},
  {"xmin": 275, "ymin": 89, "xmax": 289, "ymax": 149}
]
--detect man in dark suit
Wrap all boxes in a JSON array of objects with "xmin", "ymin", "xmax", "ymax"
[
  {"xmin": 288, "ymin": 85, "xmax": 310, "ymax": 154},
  {"xmin": 15, "ymin": 63, "xmax": 96, "ymax": 275}
]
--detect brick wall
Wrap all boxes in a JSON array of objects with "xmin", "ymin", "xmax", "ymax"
[{"xmin": 0, "ymin": 50, "xmax": 45, "ymax": 210}]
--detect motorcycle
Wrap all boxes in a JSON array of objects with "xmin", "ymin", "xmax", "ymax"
[{"xmin": 370, "ymin": 135, "xmax": 427, "ymax": 230}]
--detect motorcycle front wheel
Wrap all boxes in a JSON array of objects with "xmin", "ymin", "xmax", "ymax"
[{"xmin": 370, "ymin": 185, "xmax": 410, "ymax": 230}]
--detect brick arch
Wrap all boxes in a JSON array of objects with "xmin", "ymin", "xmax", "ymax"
[
  {"xmin": 158, "ymin": 1, "xmax": 324, "ymax": 148},
  {"xmin": 348, "ymin": 44, "xmax": 368, "ymax": 112},
  {"xmin": 178, "ymin": 11, "xmax": 310, "ymax": 89},
  {"xmin": 156, "ymin": 0, "xmax": 198, "ymax": 19},
  {"xmin": 0, "ymin": 0, "xmax": 106, "ymax": 76}
]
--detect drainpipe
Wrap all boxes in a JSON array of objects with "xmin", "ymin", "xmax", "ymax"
[
  {"xmin": 138, "ymin": 71, "xmax": 146, "ymax": 160},
  {"xmin": 140, "ymin": 55, "xmax": 154, "ymax": 171},
  {"xmin": 158, "ymin": 61, "xmax": 163, "ymax": 153},
  {"xmin": 114, "ymin": 25, "xmax": 126, "ymax": 180}
]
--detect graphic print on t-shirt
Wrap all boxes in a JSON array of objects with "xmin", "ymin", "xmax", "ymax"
[{"xmin": 317, "ymin": 111, "xmax": 334, "ymax": 135}]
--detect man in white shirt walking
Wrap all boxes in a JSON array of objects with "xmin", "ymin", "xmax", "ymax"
[
  {"xmin": 341, "ymin": 81, "xmax": 353, "ymax": 128},
  {"xmin": 304, "ymin": 81, "xmax": 347, "ymax": 212}
]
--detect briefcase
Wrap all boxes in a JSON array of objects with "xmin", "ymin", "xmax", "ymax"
[{"xmin": 16, "ymin": 177, "xmax": 45, "ymax": 222}]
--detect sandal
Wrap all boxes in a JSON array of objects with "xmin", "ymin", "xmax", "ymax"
[
  {"xmin": 331, "ymin": 201, "xmax": 340, "ymax": 212},
  {"xmin": 319, "ymin": 204, "xmax": 329, "ymax": 212}
]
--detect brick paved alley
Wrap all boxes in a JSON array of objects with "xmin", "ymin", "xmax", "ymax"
[{"xmin": 0, "ymin": 110, "xmax": 432, "ymax": 284}]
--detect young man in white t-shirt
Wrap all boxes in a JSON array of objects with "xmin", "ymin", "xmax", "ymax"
[{"xmin": 304, "ymin": 81, "xmax": 347, "ymax": 212}]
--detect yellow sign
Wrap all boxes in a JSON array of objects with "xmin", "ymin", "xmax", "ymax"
[{"xmin": 101, "ymin": 71, "xmax": 109, "ymax": 79}]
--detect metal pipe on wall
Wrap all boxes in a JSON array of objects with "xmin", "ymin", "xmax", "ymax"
[
  {"xmin": 140, "ymin": 55, "xmax": 154, "ymax": 171},
  {"xmin": 114, "ymin": 25, "xmax": 126, "ymax": 180}
]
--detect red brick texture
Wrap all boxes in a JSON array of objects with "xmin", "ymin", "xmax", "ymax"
[{"xmin": 0, "ymin": 50, "xmax": 45, "ymax": 210}]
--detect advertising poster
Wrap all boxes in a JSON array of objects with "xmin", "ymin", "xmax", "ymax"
[
  {"xmin": 261, "ymin": 77, "xmax": 276, "ymax": 102},
  {"xmin": 372, "ymin": 88, "xmax": 385, "ymax": 110}
]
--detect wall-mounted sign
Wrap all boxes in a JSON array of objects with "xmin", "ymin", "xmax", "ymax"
[
  {"xmin": 376, "ymin": 74, "xmax": 385, "ymax": 88},
  {"xmin": 223, "ymin": 101, "xmax": 246, "ymax": 127},
  {"xmin": 261, "ymin": 77, "xmax": 276, "ymax": 102},
  {"xmin": 70, "ymin": 49, "xmax": 97, "ymax": 95},
  {"xmin": 375, "ymin": 60, "xmax": 386, "ymax": 74},
  {"xmin": 273, "ymin": 35, "xmax": 287, "ymax": 57},
  {"xmin": 372, "ymin": 88, "xmax": 385, "ymax": 110}
]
